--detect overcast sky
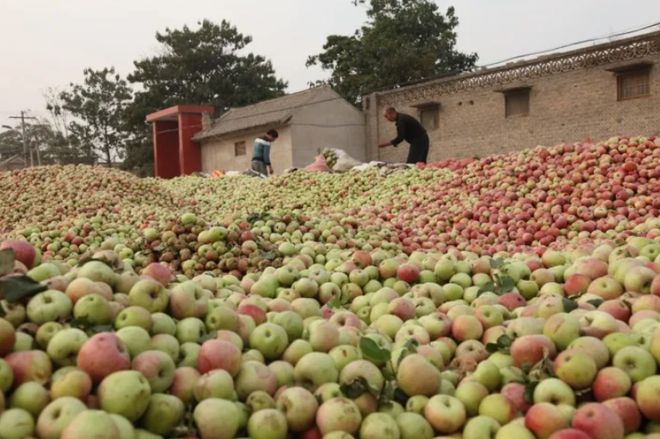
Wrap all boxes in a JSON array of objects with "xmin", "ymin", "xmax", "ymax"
[{"xmin": 1, "ymin": 0, "xmax": 659, "ymax": 127}]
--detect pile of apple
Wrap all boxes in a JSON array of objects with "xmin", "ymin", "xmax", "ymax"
[
  {"xmin": 352, "ymin": 136, "xmax": 660, "ymax": 255},
  {"xmin": 0, "ymin": 134, "xmax": 657, "ymax": 438},
  {"xmin": 0, "ymin": 220, "xmax": 659, "ymax": 439}
]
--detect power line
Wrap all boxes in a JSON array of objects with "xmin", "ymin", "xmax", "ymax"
[{"xmin": 480, "ymin": 20, "xmax": 660, "ymax": 69}]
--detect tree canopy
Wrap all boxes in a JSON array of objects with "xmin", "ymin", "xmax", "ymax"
[
  {"xmin": 307, "ymin": 0, "xmax": 478, "ymax": 104},
  {"xmin": 56, "ymin": 67, "xmax": 133, "ymax": 165},
  {"xmin": 122, "ymin": 20, "xmax": 288, "ymax": 175}
]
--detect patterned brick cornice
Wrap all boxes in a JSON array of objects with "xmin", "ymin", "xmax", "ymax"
[{"xmin": 377, "ymin": 31, "xmax": 660, "ymax": 106}]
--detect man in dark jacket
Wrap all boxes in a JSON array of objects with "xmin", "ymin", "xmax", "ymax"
[
  {"xmin": 378, "ymin": 107, "xmax": 429, "ymax": 164},
  {"xmin": 251, "ymin": 129, "xmax": 279, "ymax": 176}
]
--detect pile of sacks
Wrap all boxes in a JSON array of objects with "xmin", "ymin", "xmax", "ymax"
[
  {"xmin": 305, "ymin": 148, "xmax": 363, "ymax": 172},
  {"xmin": 290, "ymin": 148, "xmax": 414, "ymax": 175}
]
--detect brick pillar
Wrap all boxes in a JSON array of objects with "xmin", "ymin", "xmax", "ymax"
[
  {"xmin": 152, "ymin": 121, "xmax": 180, "ymax": 178},
  {"xmin": 178, "ymin": 113, "xmax": 203, "ymax": 175}
]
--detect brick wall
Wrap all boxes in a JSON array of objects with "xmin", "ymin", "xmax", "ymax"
[{"xmin": 366, "ymin": 52, "xmax": 660, "ymax": 163}]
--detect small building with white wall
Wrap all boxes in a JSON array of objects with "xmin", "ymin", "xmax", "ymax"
[{"xmin": 193, "ymin": 86, "xmax": 365, "ymax": 173}]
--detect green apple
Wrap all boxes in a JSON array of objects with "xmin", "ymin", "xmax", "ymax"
[
  {"xmin": 35, "ymin": 321, "xmax": 63, "ymax": 349},
  {"xmin": 132, "ymin": 350, "xmax": 175, "ymax": 393},
  {"xmin": 282, "ymin": 339, "xmax": 313, "ymax": 365},
  {"xmin": 316, "ymin": 397, "xmax": 362, "ymax": 435},
  {"xmin": 612, "ymin": 345, "xmax": 657, "ymax": 382},
  {"xmin": 26, "ymin": 290, "xmax": 72, "ymax": 324},
  {"xmin": 275, "ymin": 386, "xmax": 318, "ymax": 432},
  {"xmin": 149, "ymin": 333, "xmax": 180, "ymax": 363},
  {"xmin": 294, "ymin": 352, "xmax": 339, "ymax": 391},
  {"xmin": 455, "ymin": 381, "xmax": 489, "ymax": 417},
  {"xmin": 471, "ymin": 360, "xmax": 501, "ymax": 392},
  {"xmin": 205, "ymin": 304, "xmax": 240, "ymax": 332},
  {"xmin": 116, "ymin": 326, "xmax": 151, "ymax": 358},
  {"xmin": 553, "ymin": 349, "xmax": 597, "ymax": 390},
  {"xmin": 109, "ymin": 414, "xmax": 136, "ymax": 439},
  {"xmin": 360, "ymin": 412, "xmax": 399, "ymax": 439},
  {"xmin": 235, "ymin": 361, "xmax": 277, "ymax": 400},
  {"xmin": 543, "ymin": 313, "xmax": 580, "ymax": 350},
  {"xmin": 193, "ymin": 398, "xmax": 235, "ymax": 439},
  {"xmin": 478, "ymin": 393, "xmax": 517, "ymax": 425},
  {"xmin": 140, "ymin": 393, "xmax": 184, "ymax": 436},
  {"xmin": 494, "ymin": 422, "xmax": 535, "ymax": 439},
  {"xmin": 10, "ymin": 381, "xmax": 49, "ymax": 417},
  {"xmin": 175, "ymin": 317, "xmax": 206, "ymax": 344},
  {"xmin": 50, "ymin": 367, "xmax": 92, "ymax": 400},
  {"xmin": 463, "ymin": 415, "xmax": 500, "ymax": 439},
  {"xmin": 250, "ymin": 322, "xmax": 289, "ymax": 360},
  {"xmin": 247, "ymin": 408, "xmax": 288, "ymax": 439},
  {"xmin": 114, "ymin": 306, "xmax": 153, "ymax": 331},
  {"xmin": 98, "ymin": 370, "xmax": 152, "ymax": 422},
  {"xmin": 271, "ymin": 311, "xmax": 304, "ymax": 341},
  {"xmin": 424, "ymin": 394, "xmax": 466, "ymax": 434},
  {"xmin": 0, "ymin": 408, "xmax": 34, "ymax": 439},
  {"xmin": 533, "ymin": 378, "xmax": 576, "ymax": 406},
  {"xmin": 150, "ymin": 312, "xmax": 176, "ymax": 335},
  {"xmin": 47, "ymin": 328, "xmax": 88, "ymax": 366},
  {"xmin": 194, "ymin": 369, "xmax": 236, "ymax": 401},
  {"xmin": 128, "ymin": 279, "xmax": 168, "ymax": 313},
  {"xmin": 77, "ymin": 260, "xmax": 118, "ymax": 286},
  {"xmin": 246, "ymin": 390, "xmax": 275, "ymax": 412},
  {"xmin": 36, "ymin": 397, "xmax": 86, "ymax": 439},
  {"xmin": 396, "ymin": 411, "xmax": 433, "ymax": 439},
  {"xmin": 73, "ymin": 293, "xmax": 113, "ymax": 325}
]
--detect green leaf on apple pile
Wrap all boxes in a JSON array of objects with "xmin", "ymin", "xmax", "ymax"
[
  {"xmin": 327, "ymin": 296, "xmax": 344, "ymax": 309},
  {"xmin": 198, "ymin": 330, "xmax": 216, "ymax": 343},
  {"xmin": 489, "ymin": 258, "xmax": 505, "ymax": 269},
  {"xmin": 561, "ymin": 297, "xmax": 578, "ymax": 313},
  {"xmin": 396, "ymin": 338, "xmax": 419, "ymax": 368},
  {"xmin": 486, "ymin": 334, "xmax": 513, "ymax": 354},
  {"xmin": 262, "ymin": 251, "xmax": 278, "ymax": 261},
  {"xmin": 0, "ymin": 275, "xmax": 47, "ymax": 303},
  {"xmin": 393, "ymin": 387, "xmax": 409, "ymax": 405},
  {"xmin": 478, "ymin": 274, "xmax": 515, "ymax": 296},
  {"xmin": 477, "ymin": 281, "xmax": 495, "ymax": 296},
  {"xmin": 0, "ymin": 249, "xmax": 14, "ymax": 277},
  {"xmin": 340, "ymin": 376, "xmax": 370, "ymax": 399},
  {"xmin": 523, "ymin": 380, "xmax": 538, "ymax": 404},
  {"xmin": 69, "ymin": 317, "xmax": 113, "ymax": 335},
  {"xmin": 495, "ymin": 274, "xmax": 515, "ymax": 293},
  {"xmin": 587, "ymin": 298, "xmax": 604, "ymax": 308},
  {"xmin": 360, "ymin": 336, "xmax": 391, "ymax": 364}
]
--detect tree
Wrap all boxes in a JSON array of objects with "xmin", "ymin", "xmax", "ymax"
[
  {"xmin": 0, "ymin": 129, "xmax": 23, "ymax": 160},
  {"xmin": 124, "ymin": 19, "xmax": 288, "ymax": 175},
  {"xmin": 43, "ymin": 88, "xmax": 85, "ymax": 164},
  {"xmin": 0, "ymin": 121, "xmax": 65, "ymax": 165},
  {"xmin": 307, "ymin": 0, "xmax": 478, "ymax": 104},
  {"xmin": 58, "ymin": 67, "xmax": 133, "ymax": 165}
]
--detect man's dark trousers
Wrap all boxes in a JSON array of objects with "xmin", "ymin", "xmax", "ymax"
[{"xmin": 406, "ymin": 134, "xmax": 429, "ymax": 164}]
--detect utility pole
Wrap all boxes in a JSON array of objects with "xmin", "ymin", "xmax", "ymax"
[{"xmin": 9, "ymin": 111, "xmax": 37, "ymax": 166}]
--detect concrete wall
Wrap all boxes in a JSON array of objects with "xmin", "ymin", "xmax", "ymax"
[
  {"xmin": 200, "ymin": 126, "xmax": 293, "ymax": 174},
  {"xmin": 290, "ymin": 96, "xmax": 366, "ymax": 168},
  {"xmin": 366, "ymin": 52, "xmax": 660, "ymax": 163}
]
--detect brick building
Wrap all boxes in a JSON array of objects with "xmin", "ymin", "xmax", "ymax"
[
  {"xmin": 194, "ymin": 86, "xmax": 365, "ymax": 174},
  {"xmin": 364, "ymin": 30, "xmax": 660, "ymax": 163}
]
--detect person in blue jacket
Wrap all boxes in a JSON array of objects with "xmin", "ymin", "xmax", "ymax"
[{"xmin": 251, "ymin": 129, "xmax": 279, "ymax": 176}]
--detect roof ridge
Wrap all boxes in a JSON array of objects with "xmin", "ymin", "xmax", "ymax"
[{"xmin": 225, "ymin": 84, "xmax": 330, "ymax": 113}]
